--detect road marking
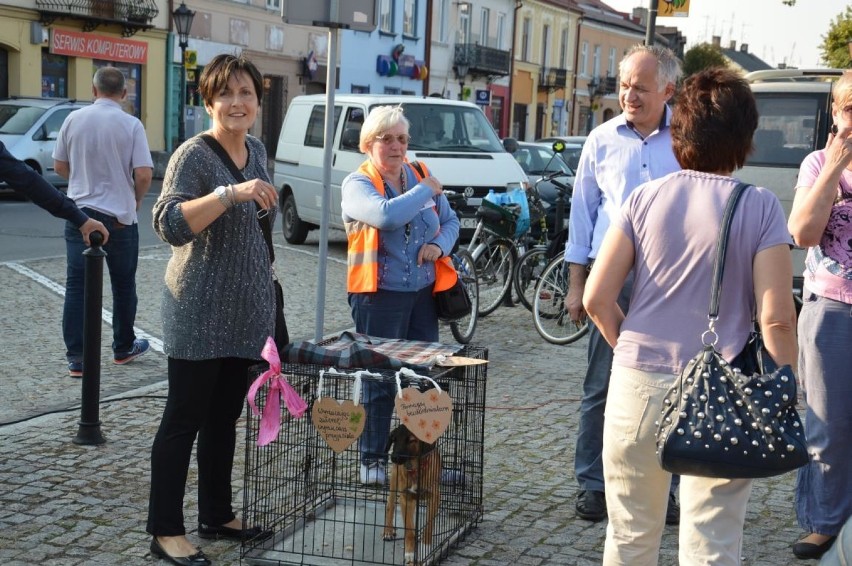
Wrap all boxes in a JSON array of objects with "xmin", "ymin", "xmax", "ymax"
[
  {"xmin": 279, "ymin": 243, "xmax": 347, "ymax": 265},
  {"xmin": 3, "ymin": 261, "xmax": 165, "ymax": 354}
]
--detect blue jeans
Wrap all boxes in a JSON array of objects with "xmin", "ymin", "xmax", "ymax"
[
  {"xmin": 349, "ymin": 287, "xmax": 439, "ymax": 465},
  {"xmin": 795, "ymin": 290, "xmax": 852, "ymax": 536},
  {"xmin": 63, "ymin": 208, "xmax": 139, "ymax": 362}
]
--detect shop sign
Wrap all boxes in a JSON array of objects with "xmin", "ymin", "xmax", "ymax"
[
  {"xmin": 51, "ymin": 29, "xmax": 148, "ymax": 65},
  {"xmin": 475, "ymin": 89, "xmax": 491, "ymax": 106}
]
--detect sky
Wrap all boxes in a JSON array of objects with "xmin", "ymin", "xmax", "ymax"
[{"xmin": 601, "ymin": 0, "xmax": 848, "ymax": 68}]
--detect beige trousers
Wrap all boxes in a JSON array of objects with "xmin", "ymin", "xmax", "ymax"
[{"xmin": 602, "ymin": 365, "xmax": 753, "ymax": 566}]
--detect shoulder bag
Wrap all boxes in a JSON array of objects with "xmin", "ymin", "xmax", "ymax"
[
  {"xmin": 200, "ymin": 134, "xmax": 290, "ymax": 351},
  {"xmin": 655, "ymin": 182, "xmax": 808, "ymax": 479}
]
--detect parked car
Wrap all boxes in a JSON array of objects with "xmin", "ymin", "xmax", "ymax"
[
  {"xmin": 0, "ymin": 97, "xmax": 88, "ymax": 193},
  {"xmin": 535, "ymin": 135, "xmax": 587, "ymax": 169},
  {"xmin": 273, "ymin": 94, "xmax": 528, "ymax": 243},
  {"xmin": 738, "ymin": 68, "xmax": 842, "ymax": 301},
  {"xmin": 504, "ymin": 138, "xmax": 581, "ymax": 233}
]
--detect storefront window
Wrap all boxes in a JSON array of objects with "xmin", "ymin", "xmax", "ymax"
[
  {"xmin": 94, "ymin": 60, "xmax": 142, "ymax": 118},
  {"xmin": 41, "ymin": 50, "xmax": 68, "ymax": 98}
]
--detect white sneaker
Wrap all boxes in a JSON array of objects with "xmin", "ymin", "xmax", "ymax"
[{"xmin": 360, "ymin": 462, "xmax": 386, "ymax": 485}]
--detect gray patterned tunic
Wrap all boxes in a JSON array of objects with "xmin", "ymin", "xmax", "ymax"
[{"xmin": 152, "ymin": 134, "xmax": 276, "ymax": 361}]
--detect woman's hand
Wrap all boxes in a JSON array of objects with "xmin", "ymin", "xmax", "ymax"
[
  {"xmin": 418, "ymin": 242, "xmax": 442, "ymax": 265},
  {"xmin": 232, "ymin": 179, "xmax": 278, "ymax": 212},
  {"xmin": 824, "ymin": 124, "xmax": 852, "ymax": 172},
  {"xmin": 420, "ymin": 176, "xmax": 443, "ymax": 196}
]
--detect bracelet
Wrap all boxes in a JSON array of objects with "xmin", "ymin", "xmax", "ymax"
[{"xmin": 227, "ymin": 184, "xmax": 236, "ymax": 207}]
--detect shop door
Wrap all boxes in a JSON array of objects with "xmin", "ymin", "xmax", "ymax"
[{"xmin": 262, "ymin": 75, "xmax": 287, "ymax": 158}]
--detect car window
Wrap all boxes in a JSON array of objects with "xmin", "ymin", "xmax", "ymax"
[
  {"xmin": 40, "ymin": 108, "xmax": 74, "ymax": 140},
  {"xmin": 747, "ymin": 93, "xmax": 827, "ymax": 168},
  {"xmin": 399, "ymin": 103, "xmax": 504, "ymax": 152},
  {"xmin": 304, "ymin": 104, "xmax": 342, "ymax": 148},
  {"xmin": 339, "ymin": 106, "xmax": 364, "ymax": 152},
  {"xmin": 0, "ymin": 105, "xmax": 46, "ymax": 135}
]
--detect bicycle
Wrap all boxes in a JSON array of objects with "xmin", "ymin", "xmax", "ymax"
[
  {"xmin": 464, "ymin": 199, "xmax": 520, "ymax": 317},
  {"xmin": 447, "ymin": 248, "xmax": 479, "ymax": 343},
  {"xmin": 443, "ymin": 191, "xmax": 479, "ymax": 344},
  {"xmin": 513, "ymin": 170, "xmax": 573, "ymax": 311},
  {"xmin": 532, "ymin": 254, "xmax": 589, "ymax": 345}
]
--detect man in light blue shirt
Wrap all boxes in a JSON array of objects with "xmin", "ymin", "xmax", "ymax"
[{"xmin": 565, "ymin": 44, "xmax": 682, "ymax": 523}]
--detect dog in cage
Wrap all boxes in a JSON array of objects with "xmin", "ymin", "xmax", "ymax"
[{"xmin": 382, "ymin": 424, "xmax": 442, "ymax": 565}]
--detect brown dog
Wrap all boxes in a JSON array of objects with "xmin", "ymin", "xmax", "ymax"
[{"xmin": 382, "ymin": 424, "xmax": 441, "ymax": 565}]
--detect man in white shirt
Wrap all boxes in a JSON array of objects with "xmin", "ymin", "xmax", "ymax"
[
  {"xmin": 565, "ymin": 44, "xmax": 682, "ymax": 524},
  {"xmin": 53, "ymin": 66, "xmax": 153, "ymax": 377}
]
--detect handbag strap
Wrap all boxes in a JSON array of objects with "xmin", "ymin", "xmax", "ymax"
[
  {"xmin": 708, "ymin": 182, "xmax": 751, "ymax": 318},
  {"xmin": 200, "ymin": 133, "xmax": 275, "ymax": 264}
]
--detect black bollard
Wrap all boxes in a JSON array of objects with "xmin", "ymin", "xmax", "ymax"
[{"xmin": 73, "ymin": 231, "xmax": 107, "ymax": 445}]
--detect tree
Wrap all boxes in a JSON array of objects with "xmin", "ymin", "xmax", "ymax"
[
  {"xmin": 682, "ymin": 43, "xmax": 729, "ymax": 77},
  {"xmin": 820, "ymin": 6, "xmax": 852, "ymax": 68}
]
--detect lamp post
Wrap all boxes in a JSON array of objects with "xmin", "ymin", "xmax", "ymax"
[
  {"xmin": 456, "ymin": 62, "xmax": 469, "ymax": 101},
  {"xmin": 172, "ymin": 1, "xmax": 195, "ymax": 146}
]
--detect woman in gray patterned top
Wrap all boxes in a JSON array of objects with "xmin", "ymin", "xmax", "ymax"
[{"xmin": 147, "ymin": 54, "xmax": 278, "ymax": 566}]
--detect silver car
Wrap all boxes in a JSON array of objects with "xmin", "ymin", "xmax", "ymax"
[{"xmin": 0, "ymin": 97, "xmax": 88, "ymax": 192}]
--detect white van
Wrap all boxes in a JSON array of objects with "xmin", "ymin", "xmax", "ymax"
[
  {"xmin": 738, "ymin": 69, "xmax": 842, "ymax": 302},
  {"xmin": 273, "ymin": 94, "xmax": 528, "ymax": 243}
]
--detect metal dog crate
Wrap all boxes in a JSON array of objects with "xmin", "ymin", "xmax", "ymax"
[{"xmin": 241, "ymin": 345, "xmax": 487, "ymax": 566}]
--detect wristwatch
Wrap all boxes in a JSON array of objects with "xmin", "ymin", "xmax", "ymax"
[{"xmin": 214, "ymin": 185, "xmax": 232, "ymax": 208}]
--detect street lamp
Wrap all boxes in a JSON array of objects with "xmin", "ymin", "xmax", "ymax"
[
  {"xmin": 172, "ymin": 1, "xmax": 195, "ymax": 145},
  {"xmin": 456, "ymin": 62, "xmax": 469, "ymax": 101}
]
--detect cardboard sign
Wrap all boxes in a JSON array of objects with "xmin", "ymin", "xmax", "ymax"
[
  {"xmin": 312, "ymin": 398, "xmax": 366, "ymax": 453},
  {"xmin": 394, "ymin": 387, "xmax": 453, "ymax": 443}
]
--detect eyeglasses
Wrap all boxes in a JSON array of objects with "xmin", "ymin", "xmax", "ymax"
[{"xmin": 375, "ymin": 133, "xmax": 411, "ymax": 145}]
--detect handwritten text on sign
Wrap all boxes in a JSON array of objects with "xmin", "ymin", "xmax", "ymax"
[
  {"xmin": 312, "ymin": 398, "xmax": 366, "ymax": 453},
  {"xmin": 394, "ymin": 387, "xmax": 453, "ymax": 443}
]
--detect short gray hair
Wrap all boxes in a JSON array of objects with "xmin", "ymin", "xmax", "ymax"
[
  {"xmin": 359, "ymin": 105, "xmax": 410, "ymax": 153},
  {"xmin": 93, "ymin": 67, "xmax": 126, "ymax": 97},
  {"xmin": 619, "ymin": 44, "xmax": 682, "ymax": 91}
]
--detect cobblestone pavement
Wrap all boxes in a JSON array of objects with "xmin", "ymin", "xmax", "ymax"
[{"xmin": 0, "ymin": 227, "xmax": 808, "ymax": 565}]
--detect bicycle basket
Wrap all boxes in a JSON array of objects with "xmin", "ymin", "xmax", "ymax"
[{"xmin": 477, "ymin": 199, "xmax": 519, "ymax": 238}]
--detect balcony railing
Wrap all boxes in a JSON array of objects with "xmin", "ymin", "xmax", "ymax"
[
  {"xmin": 36, "ymin": 0, "xmax": 159, "ymax": 36},
  {"xmin": 539, "ymin": 67, "xmax": 567, "ymax": 91},
  {"xmin": 588, "ymin": 75, "xmax": 617, "ymax": 98},
  {"xmin": 454, "ymin": 43, "xmax": 511, "ymax": 77}
]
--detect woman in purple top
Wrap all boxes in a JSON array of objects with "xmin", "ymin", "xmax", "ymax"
[
  {"xmin": 787, "ymin": 70, "xmax": 852, "ymax": 560},
  {"xmin": 584, "ymin": 68, "xmax": 797, "ymax": 565}
]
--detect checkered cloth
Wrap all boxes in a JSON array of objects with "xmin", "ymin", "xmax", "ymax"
[{"xmin": 281, "ymin": 331, "xmax": 461, "ymax": 370}]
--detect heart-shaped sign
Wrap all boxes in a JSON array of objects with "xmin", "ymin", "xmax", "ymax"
[
  {"xmin": 394, "ymin": 387, "xmax": 453, "ymax": 443},
  {"xmin": 312, "ymin": 398, "xmax": 366, "ymax": 453}
]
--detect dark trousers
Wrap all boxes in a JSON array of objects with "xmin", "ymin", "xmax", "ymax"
[
  {"xmin": 63, "ymin": 209, "xmax": 139, "ymax": 361},
  {"xmin": 348, "ymin": 287, "xmax": 439, "ymax": 465},
  {"xmin": 146, "ymin": 357, "xmax": 254, "ymax": 536}
]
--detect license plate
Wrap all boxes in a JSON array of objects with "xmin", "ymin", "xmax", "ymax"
[{"xmin": 461, "ymin": 217, "xmax": 478, "ymax": 229}]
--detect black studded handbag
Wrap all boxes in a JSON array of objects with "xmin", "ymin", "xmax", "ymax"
[{"xmin": 655, "ymin": 183, "xmax": 808, "ymax": 479}]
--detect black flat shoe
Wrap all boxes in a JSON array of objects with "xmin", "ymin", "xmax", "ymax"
[
  {"xmin": 150, "ymin": 537, "xmax": 211, "ymax": 566},
  {"xmin": 198, "ymin": 522, "xmax": 272, "ymax": 542},
  {"xmin": 575, "ymin": 490, "xmax": 607, "ymax": 522},
  {"xmin": 792, "ymin": 535, "xmax": 836, "ymax": 559}
]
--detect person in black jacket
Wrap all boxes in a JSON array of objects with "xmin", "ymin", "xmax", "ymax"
[{"xmin": 1, "ymin": 140, "xmax": 108, "ymax": 245}]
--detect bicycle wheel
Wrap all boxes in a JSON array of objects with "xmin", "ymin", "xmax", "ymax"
[
  {"xmin": 450, "ymin": 249, "xmax": 478, "ymax": 344},
  {"xmin": 533, "ymin": 255, "xmax": 589, "ymax": 345},
  {"xmin": 472, "ymin": 237, "xmax": 516, "ymax": 317},
  {"xmin": 513, "ymin": 247, "xmax": 549, "ymax": 312}
]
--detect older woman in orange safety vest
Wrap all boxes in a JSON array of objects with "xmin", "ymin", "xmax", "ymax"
[{"xmin": 341, "ymin": 105, "xmax": 459, "ymax": 486}]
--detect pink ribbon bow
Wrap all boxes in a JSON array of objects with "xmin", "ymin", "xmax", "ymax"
[{"xmin": 247, "ymin": 337, "xmax": 307, "ymax": 446}]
